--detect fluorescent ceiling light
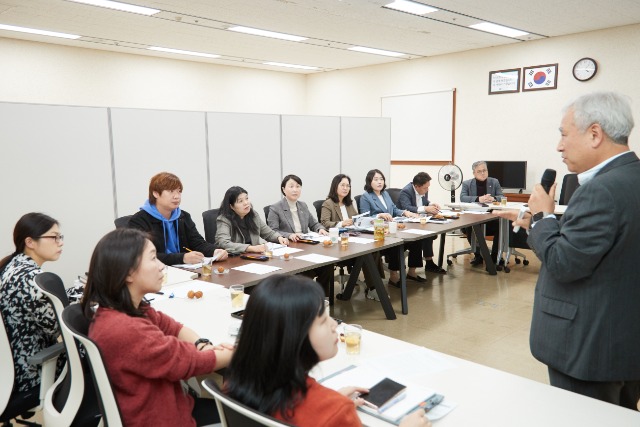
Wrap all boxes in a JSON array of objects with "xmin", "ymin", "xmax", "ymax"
[
  {"xmin": 263, "ymin": 62, "xmax": 318, "ymax": 70},
  {"xmin": 470, "ymin": 22, "xmax": 528, "ymax": 38},
  {"xmin": 148, "ymin": 46, "xmax": 220, "ymax": 58},
  {"xmin": 66, "ymin": 0, "xmax": 160, "ymax": 16},
  {"xmin": 348, "ymin": 46, "xmax": 405, "ymax": 57},
  {"xmin": 383, "ymin": 0, "xmax": 438, "ymax": 15},
  {"xmin": 228, "ymin": 26, "xmax": 307, "ymax": 42},
  {"xmin": 0, "ymin": 23, "xmax": 80, "ymax": 39}
]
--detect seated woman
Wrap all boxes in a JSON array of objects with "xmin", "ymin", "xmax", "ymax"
[
  {"xmin": 128, "ymin": 172, "xmax": 228, "ymax": 266},
  {"xmin": 359, "ymin": 169, "xmax": 419, "ymax": 288},
  {"xmin": 267, "ymin": 174, "xmax": 332, "ymax": 294},
  {"xmin": 0, "ymin": 212, "xmax": 64, "ymax": 395},
  {"xmin": 216, "ymin": 186, "xmax": 288, "ymax": 253},
  {"xmin": 82, "ymin": 228, "xmax": 234, "ymax": 427},
  {"xmin": 224, "ymin": 274, "xmax": 428, "ymax": 427},
  {"xmin": 320, "ymin": 174, "xmax": 358, "ymax": 229}
]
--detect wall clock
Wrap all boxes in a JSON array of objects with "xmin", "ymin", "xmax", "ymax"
[{"xmin": 572, "ymin": 57, "xmax": 597, "ymax": 82}]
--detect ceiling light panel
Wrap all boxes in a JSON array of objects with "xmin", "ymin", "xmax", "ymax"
[
  {"xmin": 228, "ymin": 26, "xmax": 307, "ymax": 42},
  {"xmin": 0, "ymin": 23, "xmax": 81, "ymax": 39},
  {"xmin": 469, "ymin": 22, "xmax": 528, "ymax": 38},
  {"xmin": 66, "ymin": 0, "xmax": 160, "ymax": 16},
  {"xmin": 383, "ymin": 0, "xmax": 438, "ymax": 15}
]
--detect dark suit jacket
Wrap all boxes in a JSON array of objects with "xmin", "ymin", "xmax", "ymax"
[
  {"xmin": 528, "ymin": 151, "xmax": 640, "ymax": 381},
  {"xmin": 267, "ymin": 198, "xmax": 325, "ymax": 238},
  {"xmin": 460, "ymin": 177, "xmax": 503, "ymax": 202},
  {"xmin": 320, "ymin": 199, "xmax": 358, "ymax": 229},
  {"xmin": 397, "ymin": 182, "xmax": 430, "ymax": 212},
  {"xmin": 128, "ymin": 209, "xmax": 219, "ymax": 266}
]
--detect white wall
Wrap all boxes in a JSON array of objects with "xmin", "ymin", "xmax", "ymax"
[{"xmin": 306, "ymin": 24, "xmax": 640, "ymax": 203}]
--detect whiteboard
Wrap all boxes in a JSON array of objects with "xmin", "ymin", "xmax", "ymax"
[
  {"xmin": 0, "ymin": 102, "xmax": 113, "ymax": 284},
  {"xmin": 110, "ymin": 108, "xmax": 210, "ymax": 232},
  {"xmin": 207, "ymin": 112, "xmax": 281, "ymax": 221},
  {"xmin": 381, "ymin": 89, "xmax": 454, "ymax": 162},
  {"xmin": 281, "ymin": 115, "xmax": 341, "ymax": 213},
  {"xmin": 341, "ymin": 117, "xmax": 391, "ymax": 206}
]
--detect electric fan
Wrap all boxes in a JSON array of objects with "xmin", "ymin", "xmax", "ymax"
[{"xmin": 438, "ymin": 163, "xmax": 464, "ymax": 203}]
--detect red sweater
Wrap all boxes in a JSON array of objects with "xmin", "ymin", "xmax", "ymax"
[
  {"xmin": 275, "ymin": 377, "xmax": 362, "ymax": 427},
  {"xmin": 89, "ymin": 307, "xmax": 216, "ymax": 427}
]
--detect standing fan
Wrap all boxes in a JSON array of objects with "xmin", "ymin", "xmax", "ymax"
[{"xmin": 438, "ymin": 163, "xmax": 463, "ymax": 202}]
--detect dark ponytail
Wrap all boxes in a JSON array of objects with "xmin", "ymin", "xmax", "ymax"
[{"xmin": 0, "ymin": 213, "xmax": 58, "ymax": 273}]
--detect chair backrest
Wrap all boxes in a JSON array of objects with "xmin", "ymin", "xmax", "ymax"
[
  {"xmin": 61, "ymin": 305, "xmax": 123, "ymax": 427},
  {"xmin": 201, "ymin": 379, "xmax": 293, "ymax": 427},
  {"xmin": 386, "ymin": 187, "xmax": 402, "ymax": 205},
  {"xmin": 263, "ymin": 206, "xmax": 270, "ymax": 222},
  {"xmin": 202, "ymin": 209, "xmax": 220, "ymax": 243},
  {"xmin": 0, "ymin": 312, "xmax": 16, "ymax": 417},
  {"xmin": 312, "ymin": 200, "xmax": 324, "ymax": 221},
  {"xmin": 113, "ymin": 215, "xmax": 132, "ymax": 229},
  {"xmin": 34, "ymin": 272, "xmax": 101, "ymax": 427},
  {"xmin": 559, "ymin": 173, "xmax": 580, "ymax": 205},
  {"xmin": 354, "ymin": 195, "xmax": 362, "ymax": 213}
]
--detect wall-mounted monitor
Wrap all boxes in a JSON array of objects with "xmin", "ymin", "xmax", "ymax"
[{"xmin": 485, "ymin": 161, "xmax": 527, "ymax": 190}]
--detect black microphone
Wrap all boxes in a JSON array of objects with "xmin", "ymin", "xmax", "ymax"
[
  {"xmin": 541, "ymin": 169, "xmax": 556, "ymax": 194},
  {"xmin": 513, "ymin": 169, "xmax": 556, "ymax": 233}
]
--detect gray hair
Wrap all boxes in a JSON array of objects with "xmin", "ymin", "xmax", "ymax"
[
  {"xmin": 471, "ymin": 161, "xmax": 487, "ymax": 171},
  {"xmin": 564, "ymin": 92, "xmax": 634, "ymax": 145}
]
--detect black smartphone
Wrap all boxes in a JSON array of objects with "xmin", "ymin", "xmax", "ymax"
[
  {"xmin": 240, "ymin": 254, "xmax": 269, "ymax": 261},
  {"xmin": 231, "ymin": 310, "xmax": 245, "ymax": 319}
]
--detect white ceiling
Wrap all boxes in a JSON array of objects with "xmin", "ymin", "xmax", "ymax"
[{"xmin": 1, "ymin": 0, "xmax": 640, "ymax": 74}]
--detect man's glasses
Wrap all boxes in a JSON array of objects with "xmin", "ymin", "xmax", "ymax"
[{"xmin": 38, "ymin": 235, "xmax": 64, "ymax": 243}]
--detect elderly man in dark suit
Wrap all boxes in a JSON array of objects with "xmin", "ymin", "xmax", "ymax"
[
  {"xmin": 397, "ymin": 172, "xmax": 446, "ymax": 276},
  {"xmin": 497, "ymin": 92, "xmax": 640, "ymax": 408},
  {"xmin": 460, "ymin": 161, "xmax": 504, "ymax": 265}
]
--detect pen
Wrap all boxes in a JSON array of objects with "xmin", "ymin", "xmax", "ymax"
[{"xmin": 184, "ymin": 247, "xmax": 192, "ymax": 252}]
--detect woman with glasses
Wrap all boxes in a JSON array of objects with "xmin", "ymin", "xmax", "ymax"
[
  {"xmin": 320, "ymin": 174, "xmax": 358, "ymax": 229},
  {"xmin": 0, "ymin": 212, "xmax": 64, "ymax": 394}
]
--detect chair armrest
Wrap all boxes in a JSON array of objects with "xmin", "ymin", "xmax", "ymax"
[{"xmin": 27, "ymin": 342, "xmax": 65, "ymax": 365}]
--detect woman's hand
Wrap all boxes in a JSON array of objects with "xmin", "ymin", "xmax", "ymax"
[
  {"xmin": 399, "ymin": 409, "xmax": 430, "ymax": 427},
  {"xmin": 377, "ymin": 213, "xmax": 393, "ymax": 221},
  {"xmin": 248, "ymin": 244, "xmax": 266, "ymax": 253},
  {"xmin": 318, "ymin": 229, "xmax": 329, "ymax": 236},
  {"xmin": 338, "ymin": 386, "xmax": 369, "ymax": 407},
  {"xmin": 183, "ymin": 251, "xmax": 204, "ymax": 264},
  {"xmin": 342, "ymin": 218, "xmax": 354, "ymax": 227},
  {"xmin": 213, "ymin": 249, "xmax": 228, "ymax": 261},
  {"xmin": 288, "ymin": 233, "xmax": 301, "ymax": 242},
  {"xmin": 278, "ymin": 236, "xmax": 289, "ymax": 245}
]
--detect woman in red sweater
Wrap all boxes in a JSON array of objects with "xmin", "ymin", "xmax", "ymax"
[
  {"xmin": 224, "ymin": 275, "xmax": 429, "ymax": 427},
  {"xmin": 82, "ymin": 228, "xmax": 234, "ymax": 427}
]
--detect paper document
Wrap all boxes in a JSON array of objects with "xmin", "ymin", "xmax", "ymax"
[
  {"xmin": 401, "ymin": 229, "xmax": 435, "ymax": 236},
  {"xmin": 145, "ymin": 279, "xmax": 224, "ymax": 302},
  {"xmin": 173, "ymin": 254, "xmax": 220, "ymax": 269},
  {"xmin": 232, "ymin": 263, "xmax": 282, "ymax": 275},
  {"xmin": 348, "ymin": 237, "xmax": 375, "ymax": 244},
  {"xmin": 295, "ymin": 254, "xmax": 339, "ymax": 264},
  {"xmin": 163, "ymin": 266, "xmax": 198, "ymax": 286},
  {"xmin": 272, "ymin": 247, "xmax": 304, "ymax": 257}
]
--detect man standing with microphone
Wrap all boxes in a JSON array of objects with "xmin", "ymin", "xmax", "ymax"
[{"xmin": 497, "ymin": 92, "xmax": 640, "ymax": 408}]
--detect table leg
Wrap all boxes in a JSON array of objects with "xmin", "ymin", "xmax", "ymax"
[
  {"xmin": 337, "ymin": 257, "xmax": 363, "ymax": 300},
  {"xmin": 363, "ymin": 253, "xmax": 397, "ymax": 320},
  {"xmin": 397, "ymin": 245, "xmax": 408, "ymax": 315},
  {"xmin": 438, "ymin": 234, "xmax": 446, "ymax": 268},
  {"xmin": 472, "ymin": 224, "xmax": 497, "ymax": 275}
]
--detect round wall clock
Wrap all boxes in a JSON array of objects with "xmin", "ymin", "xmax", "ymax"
[{"xmin": 572, "ymin": 57, "xmax": 597, "ymax": 82}]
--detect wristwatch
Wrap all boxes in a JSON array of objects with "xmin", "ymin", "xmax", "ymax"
[
  {"xmin": 194, "ymin": 338, "xmax": 211, "ymax": 349},
  {"xmin": 531, "ymin": 212, "xmax": 552, "ymax": 227}
]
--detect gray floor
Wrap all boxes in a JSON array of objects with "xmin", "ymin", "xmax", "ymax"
[{"xmin": 331, "ymin": 233, "xmax": 549, "ymax": 385}]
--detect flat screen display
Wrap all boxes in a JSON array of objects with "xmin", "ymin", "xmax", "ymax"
[{"xmin": 485, "ymin": 161, "xmax": 527, "ymax": 190}]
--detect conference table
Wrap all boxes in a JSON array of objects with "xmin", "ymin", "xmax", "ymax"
[{"xmin": 152, "ymin": 284, "xmax": 640, "ymax": 427}]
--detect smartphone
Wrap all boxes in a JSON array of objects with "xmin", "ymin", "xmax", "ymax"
[
  {"xmin": 231, "ymin": 310, "xmax": 245, "ymax": 319},
  {"xmin": 240, "ymin": 254, "xmax": 269, "ymax": 261}
]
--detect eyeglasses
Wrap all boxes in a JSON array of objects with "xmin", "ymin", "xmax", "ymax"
[
  {"xmin": 339, "ymin": 184, "xmax": 351, "ymax": 188},
  {"xmin": 38, "ymin": 235, "xmax": 64, "ymax": 243}
]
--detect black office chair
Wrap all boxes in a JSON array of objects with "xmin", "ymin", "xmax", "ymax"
[
  {"xmin": 34, "ymin": 273, "xmax": 101, "ymax": 427},
  {"xmin": 202, "ymin": 209, "xmax": 220, "ymax": 243},
  {"xmin": 354, "ymin": 195, "xmax": 362, "ymax": 213},
  {"xmin": 113, "ymin": 215, "xmax": 132, "ymax": 229},
  {"xmin": 263, "ymin": 206, "xmax": 271, "ymax": 222},
  {"xmin": 559, "ymin": 173, "xmax": 579, "ymax": 205},
  {"xmin": 61, "ymin": 305, "xmax": 124, "ymax": 427},
  {"xmin": 201, "ymin": 379, "xmax": 293, "ymax": 427},
  {"xmin": 312, "ymin": 200, "xmax": 324, "ymax": 221},
  {"xmin": 386, "ymin": 188, "xmax": 402, "ymax": 206}
]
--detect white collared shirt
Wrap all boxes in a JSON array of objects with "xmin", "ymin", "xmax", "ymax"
[
  {"xmin": 414, "ymin": 186, "xmax": 426, "ymax": 213},
  {"xmin": 578, "ymin": 151, "xmax": 630, "ymax": 185}
]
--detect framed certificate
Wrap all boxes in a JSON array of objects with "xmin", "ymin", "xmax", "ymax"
[
  {"xmin": 489, "ymin": 68, "xmax": 520, "ymax": 94},
  {"xmin": 523, "ymin": 63, "xmax": 558, "ymax": 91}
]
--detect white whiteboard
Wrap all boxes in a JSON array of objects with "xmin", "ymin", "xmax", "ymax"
[
  {"xmin": 381, "ymin": 89, "xmax": 454, "ymax": 162},
  {"xmin": 341, "ymin": 117, "xmax": 391, "ymax": 204},
  {"xmin": 207, "ymin": 112, "xmax": 282, "ymax": 220},
  {"xmin": 0, "ymin": 102, "xmax": 114, "ymax": 284},
  {"xmin": 281, "ymin": 115, "xmax": 341, "ymax": 211},
  {"xmin": 110, "ymin": 108, "xmax": 209, "ymax": 232}
]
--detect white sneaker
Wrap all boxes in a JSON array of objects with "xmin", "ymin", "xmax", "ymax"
[{"xmin": 365, "ymin": 288, "xmax": 381, "ymax": 301}]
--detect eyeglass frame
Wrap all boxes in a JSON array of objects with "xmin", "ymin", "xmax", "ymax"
[{"xmin": 37, "ymin": 235, "xmax": 64, "ymax": 243}]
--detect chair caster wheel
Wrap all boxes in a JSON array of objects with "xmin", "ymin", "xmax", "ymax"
[
  {"xmin": 336, "ymin": 293, "xmax": 348, "ymax": 301},
  {"xmin": 496, "ymin": 265, "xmax": 503, "ymax": 271},
  {"xmin": 504, "ymin": 266, "xmax": 511, "ymax": 273},
  {"xmin": 452, "ymin": 255, "xmax": 457, "ymax": 259},
  {"xmin": 523, "ymin": 259, "xmax": 529, "ymax": 266},
  {"xmin": 515, "ymin": 258, "xmax": 521, "ymax": 264},
  {"xmin": 447, "ymin": 259, "xmax": 453, "ymax": 266}
]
